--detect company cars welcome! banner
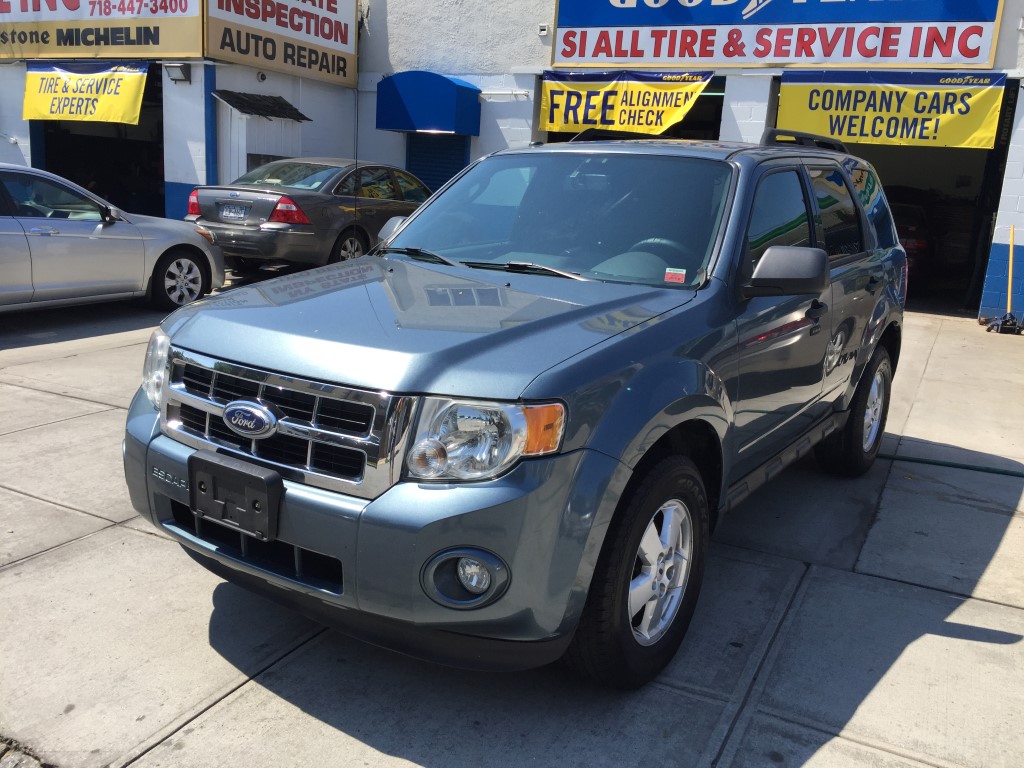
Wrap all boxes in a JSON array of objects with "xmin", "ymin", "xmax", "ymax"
[
  {"xmin": 553, "ymin": 0, "xmax": 1004, "ymax": 69},
  {"xmin": 778, "ymin": 72, "xmax": 1005, "ymax": 149},
  {"xmin": 541, "ymin": 70, "xmax": 712, "ymax": 134},
  {"xmin": 23, "ymin": 60, "xmax": 148, "ymax": 123}
]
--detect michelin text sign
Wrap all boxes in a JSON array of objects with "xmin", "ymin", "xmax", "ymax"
[
  {"xmin": 778, "ymin": 72, "xmax": 1005, "ymax": 149},
  {"xmin": 541, "ymin": 71, "xmax": 711, "ymax": 134},
  {"xmin": 23, "ymin": 61, "xmax": 148, "ymax": 123},
  {"xmin": 0, "ymin": 0, "xmax": 201, "ymax": 58},
  {"xmin": 554, "ymin": 0, "xmax": 1004, "ymax": 69}
]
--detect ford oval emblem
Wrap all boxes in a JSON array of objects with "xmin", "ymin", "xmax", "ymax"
[
  {"xmin": 223, "ymin": 401, "xmax": 277, "ymax": 438},
  {"xmin": 230, "ymin": 191, "xmax": 240, "ymax": 198}
]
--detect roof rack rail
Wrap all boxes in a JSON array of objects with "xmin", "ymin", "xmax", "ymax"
[
  {"xmin": 569, "ymin": 128, "xmax": 653, "ymax": 142},
  {"xmin": 760, "ymin": 129, "xmax": 848, "ymax": 153}
]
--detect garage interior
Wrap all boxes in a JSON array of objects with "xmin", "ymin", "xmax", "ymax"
[{"xmin": 30, "ymin": 63, "xmax": 166, "ymax": 217}]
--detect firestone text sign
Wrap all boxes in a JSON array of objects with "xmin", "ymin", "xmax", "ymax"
[
  {"xmin": 207, "ymin": 0, "xmax": 356, "ymax": 87},
  {"xmin": 0, "ymin": 0, "xmax": 202, "ymax": 58},
  {"xmin": 553, "ymin": 0, "xmax": 1005, "ymax": 69}
]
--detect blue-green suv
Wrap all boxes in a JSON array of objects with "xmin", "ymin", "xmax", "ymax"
[{"xmin": 124, "ymin": 132, "xmax": 905, "ymax": 688}]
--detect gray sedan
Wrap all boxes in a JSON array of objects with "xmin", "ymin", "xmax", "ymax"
[
  {"xmin": 185, "ymin": 158, "xmax": 431, "ymax": 270},
  {"xmin": 0, "ymin": 164, "xmax": 224, "ymax": 313}
]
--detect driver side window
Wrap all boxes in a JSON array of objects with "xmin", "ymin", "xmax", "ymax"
[
  {"xmin": 747, "ymin": 170, "xmax": 812, "ymax": 268},
  {"xmin": 0, "ymin": 172, "xmax": 102, "ymax": 221}
]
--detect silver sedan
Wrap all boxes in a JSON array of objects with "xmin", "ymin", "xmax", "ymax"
[{"xmin": 0, "ymin": 163, "xmax": 224, "ymax": 313}]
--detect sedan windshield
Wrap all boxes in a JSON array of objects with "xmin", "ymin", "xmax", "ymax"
[
  {"xmin": 232, "ymin": 161, "xmax": 342, "ymax": 191},
  {"xmin": 389, "ymin": 152, "xmax": 733, "ymax": 288}
]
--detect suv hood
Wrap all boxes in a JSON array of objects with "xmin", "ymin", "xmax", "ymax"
[{"xmin": 165, "ymin": 257, "xmax": 694, "ymax": 399}]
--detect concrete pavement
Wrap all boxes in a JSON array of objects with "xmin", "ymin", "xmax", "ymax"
[{"xmin": 1, "ymin": 301, "xmax": 1022, "ymax": 768}]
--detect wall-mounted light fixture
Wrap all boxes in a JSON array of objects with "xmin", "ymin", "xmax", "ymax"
[{"xmin": 165, "ymin": 63, "xmax": 192, "ymax": 83}]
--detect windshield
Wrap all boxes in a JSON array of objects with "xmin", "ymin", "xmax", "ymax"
[
  {"xmin": 232, "ymin": 161, "xmax": 342, "ymax": 190},
  {"xmin": 389, "ymin": 152, "xmax": 733, "ymax": 288}
]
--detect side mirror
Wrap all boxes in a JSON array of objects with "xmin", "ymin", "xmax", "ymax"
[
  {"xmin": 100, "ymin": 205, "xmax": 121, "ymax": 224},
  {"xmin": 377, "ymin": 216, "xmax": 407, "ymax": 244},
  {"xmin": 742, "ymin": 246, "xmax": 829, "ymax": 298}
]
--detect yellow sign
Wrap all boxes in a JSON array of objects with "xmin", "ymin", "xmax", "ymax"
[
  {"xmin": 540, "ymin": 71, "xmax": 711, "ymax": 135},
  {"xmin": 23, "ymin": 62, "xmax": 148, "ymax": 124},
  {"xmin": 778, "ymin": 73, "xmax": 1005, "ymax": 149}
]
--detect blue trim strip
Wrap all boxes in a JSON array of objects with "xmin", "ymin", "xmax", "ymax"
[
  {"xmin": 542, "ymin": 70, "xmax": 713, "ymax": 85},
  {"xmin": 165, "ymin": 181, "xmax": 193, "ymax": 221},
  {"xmin": 782, "ymin": 72, "xmax": 1006, "ymax": 88},
  {"xmin": 204, "ymin": 63, "xmax": 217, "ymax": 185}
]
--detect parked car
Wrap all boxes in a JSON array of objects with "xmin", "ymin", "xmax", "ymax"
[
  {"xmin": 125, "ymin": 132, "xmax": 906, "ymax": 689},
  {"xmin": 0, "ymin": 163, "xmax": 223, "ymax": 312},
  {"xmin": 185, "ymin": 159, "xmax": 431, "ymax": 270},
  {"xmin": 891, "ymin": 202, "xmax": 933, "ymax": 287}
]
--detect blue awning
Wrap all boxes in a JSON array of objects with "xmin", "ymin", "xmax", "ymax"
[{"xmin": 376, "ymin": 71, "xmax": 481, "ymax": 136}]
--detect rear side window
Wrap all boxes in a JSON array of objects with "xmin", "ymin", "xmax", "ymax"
[
  {"xmin": 747, "ymin": 170, "xmax": 812, "ymax": 266},
  {"xmin": 848, "ymin": 165, "xmax": 898, "ymax": 249},
  {"xmin": 809, "ymin": 165, "xmax": 863, "ymax": 258}
]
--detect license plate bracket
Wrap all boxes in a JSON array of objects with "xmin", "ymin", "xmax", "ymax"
[
  {"xmin": 220, "ymin": 204, "xmax": 249, "ymax": 220},
  {"xmin": 188, "ymin": 449, "xmax": 282, "ymax": 542}
]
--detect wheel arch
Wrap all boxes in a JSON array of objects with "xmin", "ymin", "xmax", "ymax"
[{"xmin": 147, "ymin": 243, "xmax": 212, "ymax": 294}]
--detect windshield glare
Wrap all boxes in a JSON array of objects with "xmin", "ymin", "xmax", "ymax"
[
  {"xmin": 389, "ymin": 152, "xmax": 733, "ymax": 288},
  {"xmin": 233, "ymin": 161, "xmax": 341, "ymax": 190}
]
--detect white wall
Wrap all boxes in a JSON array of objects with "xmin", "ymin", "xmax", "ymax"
[
  {"xmin": 162, "ymin": 65, "xmax": 209, "ymax": 187},
  {"xmin": 720, "ymin": 75, "xmax": 773, "ymax": 143},
  {"xmin": 0, "ymin": 63, "xmax": 31, "ymax": 165}
]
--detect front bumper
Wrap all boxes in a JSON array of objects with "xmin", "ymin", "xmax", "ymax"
[{"xmin": 124, "ymin": 391, "xmax": 622, "ymax": 670}]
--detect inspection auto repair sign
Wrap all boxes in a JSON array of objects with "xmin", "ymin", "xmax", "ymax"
[
  {"xmin": 0, "ymin": 0, "xmax": 201, "ymax": 58},
  {"xmin": 541, "ymin": 70, "xmax": 711, "ymax": 133},
  {"xmin": 207, "ymin": 0, "xmax": 356, "ymax": 86},
  {"xmin": 553, "ymin": 0, "xmax": 1004, "ymax": 69},
  {"xmin": 778, "ymin": 71, "xmax": 1005, "ymax": 149}
]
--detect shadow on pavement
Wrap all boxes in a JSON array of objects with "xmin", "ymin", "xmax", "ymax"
[{"xmin": 190, "ymin": 438, "xmax": 1023, "ymax": 767}]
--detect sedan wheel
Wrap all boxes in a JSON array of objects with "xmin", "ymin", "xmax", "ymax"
[
  {"xmin": 152, "ymin": 251, "xmax": 209, "ymax": 310},
  {"xmin": 330, "ymin": 230, "xmax": 369, "ymax": 263}
]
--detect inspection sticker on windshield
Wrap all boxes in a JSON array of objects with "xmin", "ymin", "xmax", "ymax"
[{"xmin": 664, "ymin": 268, "xmax": 687, "ymax": 284}]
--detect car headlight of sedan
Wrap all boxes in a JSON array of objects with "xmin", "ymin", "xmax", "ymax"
[
  {"xmin": 141, "ymin": 329, "xmax": 171, "ymax": 409},
  {"xmin": 406, "ymin": 398, "xmax": 565, "ymax": 481}
]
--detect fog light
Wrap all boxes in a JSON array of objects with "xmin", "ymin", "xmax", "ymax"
[{"xmin": 456, "ymin": 557, "xmax": 491, "ymax": 594}]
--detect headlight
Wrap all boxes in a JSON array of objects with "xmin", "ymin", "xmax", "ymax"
[
  {"xmin": 141, "ymin": 329, "xmax": 171, "ymax": 409},
  {"xmin": 406, "ymin": 398, "xmax": 565, "ymax": 481}
]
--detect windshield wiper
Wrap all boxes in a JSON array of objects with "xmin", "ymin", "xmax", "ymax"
[
  {"xmin": 462, "ymin": 260, "xmax": 591, "ymax": 281},
  {"xmin": 377, "ymin": 246, "xmax": 460, "ymax": 267}
]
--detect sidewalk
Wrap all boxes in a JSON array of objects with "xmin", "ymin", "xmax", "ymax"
[{"xmin": 1, "ymin": 306, "xmax": 1022, "ymax": 768}]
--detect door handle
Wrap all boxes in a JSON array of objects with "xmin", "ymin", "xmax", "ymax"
[
  {"xmin": 805, "ymin": 300, "xmax": 828, "ymax": 320},
  {"xmin": 29, "ymin": 226, "xmax": 58, "ymax": 235}
]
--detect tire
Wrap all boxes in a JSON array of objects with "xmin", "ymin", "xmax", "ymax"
[
  {"xmin": 329, "ymin": 229, "xmax": 369, "ymax": 263},
  {"xmin": 151, "ymin": 249, "xmax": 209, "ymax": 310},
  {"xmin": 565, "ymin": 456, "xmax": 709, "ymax": 689},
  {"xmin": 815, "ymin": 347, "xmax": 892, "ymax": 477}
]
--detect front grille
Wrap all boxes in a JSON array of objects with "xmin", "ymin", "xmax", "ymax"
[
  {"xmin": 168, "ymin": 500, "xmax": 344, "ymax": 594},
  {"xmin": 163, "ymin": 349, "xmax": 415, "ymax": 499}
]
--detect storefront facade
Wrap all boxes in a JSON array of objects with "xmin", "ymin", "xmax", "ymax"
[{"xmin": 2, "ymin": 0, "xmax": 1023, "ymax": 316}]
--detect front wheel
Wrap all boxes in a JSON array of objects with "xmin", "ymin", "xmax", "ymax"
[
  {"xmin": 815, "ymin": 347, "xmax": 892, "ymax": 477},
  {"xmin": 565, "ymin": 456, "xmax": 709, "ymax": 689},
  {"xmin": 151, "ymin": 250, "xmax": 209, "ymax": 310}
]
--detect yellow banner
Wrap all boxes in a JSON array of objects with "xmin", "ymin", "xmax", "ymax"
[
  {"xmin": 23, "ymin": 63, "xmax": 148, "ymax": 124},
  {"xmin": 778, "ymin": 73, "xmax": 1005, "ymax": 149},
  {"xmin": 540, "ymin": 71, "xmax": 712, "ymax": 135}
]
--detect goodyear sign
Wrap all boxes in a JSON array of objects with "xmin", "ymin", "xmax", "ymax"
[
  {"xmin": 778, "ymin": 72, "xmax": 1005, "ymax": 149},
  {"xmin": 554, "ymin": 0, "xmax": 1004, "ymax": 69},
  {"xmin": 23, "ymin": 61, "xmax": 147, "ymax": 123},
  {"xmin": 541, "ymin": 70, "xmax": 711, "ymax": 134}
]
